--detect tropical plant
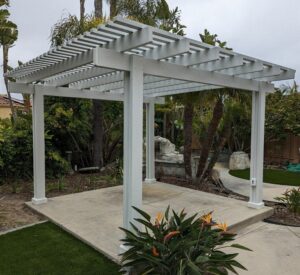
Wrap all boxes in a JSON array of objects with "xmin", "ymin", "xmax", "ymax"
[
  {"xmin": 0, "ymin": 0, "xmax": 18, "ymax": 121},
  {"xmin": 194, "ymin": 30, "xmax": 234, "ymax": 184},
  {"xmin": 118, "ymin": 0, "xmax": 185, "ymax": 35},
  {"xmin": 120, "ymin": 206, "xmax": 251, "ymax": 275},
  {"xmin": 265, "ymin": 83, "xmax": 300, "ymax": 142},
  {"xmin": 0, "ymin": 113, "xmax": 69, "ymax": 187},
  {"xmin": 275, "ymin": 188, "xmax": 300, "ymax": 216}
]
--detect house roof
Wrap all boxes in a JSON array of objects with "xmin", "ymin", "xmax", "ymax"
[
  {"xmin": 6, "ymin": 17, "xmax": 296, "ymax": 98},
  {"xmin": 0, "ymin": 95, "xmax": 24, "ymax": 107}
]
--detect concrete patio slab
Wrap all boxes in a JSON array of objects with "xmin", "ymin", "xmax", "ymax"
[
  {"xmin": 26, "ymin": 182, "xmax": 273, "ymax": 261},
  {"xmin": 226, "ymin": 222, "xmax": 300, "ymax": 275}
]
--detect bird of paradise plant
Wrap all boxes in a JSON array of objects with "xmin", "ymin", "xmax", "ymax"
[{"xmin": 120, "ymin": 206, "xmax": 251, "ymax": 275}]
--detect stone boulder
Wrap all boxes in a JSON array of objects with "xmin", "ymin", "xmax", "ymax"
[
  {"xmin": 229, "ymin": 151, "xmax": 250, "ymax": 170},
  {"xmin": 154, "ymin": 136, "xmax": 183, "ymax": 163}
]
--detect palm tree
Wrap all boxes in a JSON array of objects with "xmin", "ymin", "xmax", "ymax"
[
  {"xmin": 108, "ymin": 0, "xmax": 118, "ymax": 18},
  {"xmin": 94, "ymin": 0, "xmax": 103, "ymax": 18},
  {"xmin": 195, "ymin": 30, "xmax": 232, "ymax": 184},
  {"xmin": 0, "ymin": 0, "xmax": 18, "ymax": 121},
  {"xmin": 92, "ymin": 0, "xmax": 104, "ymax": 169},
  {"xmin": 80, "ymin": 0, "xmax": 85, "ymax": 23}
]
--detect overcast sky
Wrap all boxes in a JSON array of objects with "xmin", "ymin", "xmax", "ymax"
[{"xmin": 1, "ymin": 0, "xmax": 299, "ymax": 94}]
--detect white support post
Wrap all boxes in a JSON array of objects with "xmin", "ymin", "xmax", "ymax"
[
  {"xmin": 248, "ymin": 89, "xmax": 266, "ymax": 209},
  {"xmin": 123, "ymin": 56, "xmax": 144, "ymax": 230},
  {"xmin": 31, "ymin": 88, "xmax": 47, "ymax": 204},
  {"xmin": 145, "ymin": 100, "xmax": 156, "ymax": 183}
]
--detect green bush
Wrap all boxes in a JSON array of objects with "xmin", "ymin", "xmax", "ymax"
[
  {"xmin": 275, "ymin": 187, "xmax": 300, "ymax": 215},
  {"xmin": 120, "ymin": 207, "xmax": 251, "ymax": 275},
  {"xmin": 0, "ymin": 113, "xmax": 69, "ymax": 184}
]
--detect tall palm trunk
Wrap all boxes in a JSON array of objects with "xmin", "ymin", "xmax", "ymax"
[
  {"xmin": 204, "ymin": 120, "xmax": 231, "ymax": 179},
  {"xmin": 3, "ymin": 44, "xmax": 16, "ymax": 122},
  {"xmin": 80, "ymin": 0, "xmax": 85, "ymax": 23},
  {"xmin": 183, "ymin": 102, "xmax": 194, "ymax": 179},
  {"xmin": 93, "ymin": 100, "xmax": 104, "ymax": 168},
  {"xmin": 92, "ymin": 0, "xmax": 104, "ymax": 168},
  {"xmin": 196, "ymin": 97, "xmax": 224, "ymax": 183},
  {"xmin": 94, "ymin": 0, "xmax": 103, "ymax": 18},
  {"xmin": 110, "ymin": 0, "xmax": 118, "ymax": 17}
]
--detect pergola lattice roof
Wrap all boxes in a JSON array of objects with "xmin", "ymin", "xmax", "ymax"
[{"xmin": 8, "ymin": 17, "xmax": 295, "ymax": 99}]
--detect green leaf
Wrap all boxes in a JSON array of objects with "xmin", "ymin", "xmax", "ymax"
[
  {"xmin": 230, "ymin": 244, "xmax": 252, "ymax": 251},
  {"xmin": 132, "ymin": 206, "xmax": 151, "ymax": 221},
  {"xmin": 195, "ymin": 255, "xmax": 209, "ymax": 263}
]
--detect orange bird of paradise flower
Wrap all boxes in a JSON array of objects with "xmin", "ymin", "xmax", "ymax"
[
  {"xmin": 152, "ymin": 246, "xmax": 159, "ymax": 257},
  {"xmin": 155, "ymin": 212, "xmax": 164, "ymax": 226},
  {"xmin": 201, "ymin": 212, "xmax": 213, "ymax": 224},
  {"xmin": 216, "ymin": 222, "xmax": 228, "ymax": 232},
  {"xmin": 164, "ymin": 230, "xmax": 180, "ymax": 243}
]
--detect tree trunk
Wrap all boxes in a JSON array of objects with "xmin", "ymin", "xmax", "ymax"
[
  {"xmin": 196, "ymin": 97, "xmax": 224, "ymax": 183},
  {"xmin": 3, "ymin": 45, "xmax": 16, "ymax": 122},
  {"xmin": 204, "ymin": 121, "xmax": 231, "ymax": 179},
  {"xmin": 92, "ymin": 100, "xmax": 104, "ymax": 168},
  {"xmin": 80, "ymin": 0, "xmax": 85, "ymax": 22},
  {"xmin": 110, "ymin": 0, "xmax": 118, "ymax": 18},
  {"xmin": 92, "ymin": 0, "xmax": 104, "ymax": 168},
  {"xmin": 94, "ymin": 0, "xmax": 103, "ymax": 18},
  {"xmin": 183, "ymin": 102, "xmax": 194, "ymax": 179}
]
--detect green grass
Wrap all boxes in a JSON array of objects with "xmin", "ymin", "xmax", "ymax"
[
  {"xmin": 0, "ymin": 222, "xmax": 120, "ymax": 275},
  {"xmin": 229, "ymin": 168, "xmax": 300, "ymax": 186}
]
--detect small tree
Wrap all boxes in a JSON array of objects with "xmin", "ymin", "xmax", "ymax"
[{"xmin": 0, "ymin": 0, "xmax": 18, "ymax": 122}]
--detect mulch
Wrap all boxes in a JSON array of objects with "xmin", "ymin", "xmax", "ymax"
[
  {"xmin": 264, "ymin": 203, "xmax": 300, "ymax": 227},
  {"xmin": 0, "ymin": 172, "xmax": 121, "ymax": 232},
  {"xmin": 159, "ymin": 176, "xmax": 300, "ymax": 227}
]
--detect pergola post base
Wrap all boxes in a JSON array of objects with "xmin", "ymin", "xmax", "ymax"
[
  {"xmin": 247, "ymin": 201, "xmax": 264, "ymax": 209},
  {"xmin": 32, "ymin": 197, "xmax": 48, "ymax": 205},
  {"xmin": 144, "ymin": 178, "xmax": 156, "ymax": 184}
]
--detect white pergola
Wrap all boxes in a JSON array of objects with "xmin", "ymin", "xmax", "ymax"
[{"xmin": 7, "ymin": 17, "xmax": 295, "ymax": 230}]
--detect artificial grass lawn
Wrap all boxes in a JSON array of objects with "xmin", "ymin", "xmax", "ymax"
[
  {"xmin": 229, "ymin": 168, "xmax": 300, "ymax": 186},
  {"xmin": 0, "ymin": 222, "xmax": 120, "ymax": 275}
]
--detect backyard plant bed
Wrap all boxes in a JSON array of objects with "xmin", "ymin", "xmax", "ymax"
[
  {"xmin": 0, "ymin": 222, "xmax": 120, "ymax": 275},
  {"xmin": 264, "ymin": 203, "xmax": 300, "ymax": 227},
  {"xmin": 229, "ymin": 168, "xmax": 300, "ymax": 186},
  {"xmin": 0, "ymin": 172, "xmax": 121, "ymax": 232}
]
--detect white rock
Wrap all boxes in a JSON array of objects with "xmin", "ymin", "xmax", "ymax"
[{"xmin": 229, "ymin": 151, "xmax": 250, "ymax": 170}]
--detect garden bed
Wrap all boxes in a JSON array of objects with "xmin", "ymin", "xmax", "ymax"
[
  {"xmin": 264, "ymin": 204, "xmax": 300, "ymax": 227},
  {"xmin": 160, "ymin": 176, "xmax": 300, "ymax": 227},
  {"xmin": 0, "ymin": 172, "xmax": 121, "ymax": 232}
]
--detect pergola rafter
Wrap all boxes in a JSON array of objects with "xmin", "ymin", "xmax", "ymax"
[{"xmin": 6, "ymin": 17, "xmax": 295, "ymax": 237}]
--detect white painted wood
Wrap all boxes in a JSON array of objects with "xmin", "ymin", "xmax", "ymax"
[
  {"xmin": 94, "ymin": 48, "xmax": 275, "ymax": 93},
  {"xmin": 45, "ymin": 67, "xmax": 114, "ymax": 87},
  {"xmin": 196, "ymin": 56, "xmax": 243, "ymax": 71},
  {"xmin": 8, "ymin": 82, "xmax": 164, "ymax": 104},
  {"xmin": 145, "ymin": 100, "xmax": 156, "ymax": 183},
  {"xmin": 123, "ymin": 56, "xmax": 144, "ymax": 229},
  {"xmin": 17, "ymin": 50, "xmax": 94, "ymax": 83},
  {"xmin": 248, "ymin": 89, "xmax": 266, "ymax": 209},
  {"xmin": 31, "ymin": 87, "xmax": 47, "ymax": 204}
]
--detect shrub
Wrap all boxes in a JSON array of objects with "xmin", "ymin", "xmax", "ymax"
[
  {"xmin": 120, "ymin": 207, "xmax": 251, "ymax": 275},
  {"xmin": 275, "ymin": 187, "xmax": 300, "ymax": 215},
  {"xmin": 0, "ymin": 113, "xmax": 69, "ymax": 184}
]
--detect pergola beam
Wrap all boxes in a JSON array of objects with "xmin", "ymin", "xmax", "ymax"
[
  {"xmin": 196, "ymin": 55, "xmax": 244, "ymax": 71},
  {"xmin": 94, "ymin": 48, "xmax": 274, "ymax": 93},
  {"xmin": 17, "ymin": 50, "xmax": 94, "ymax": 83},
  {"xmin": 45, "ymin": 67, "xmax": 115, "ymax": 87},
  {"xmin": 8, "ymin": 82, "xmax": 164, "ymax": 104}
]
